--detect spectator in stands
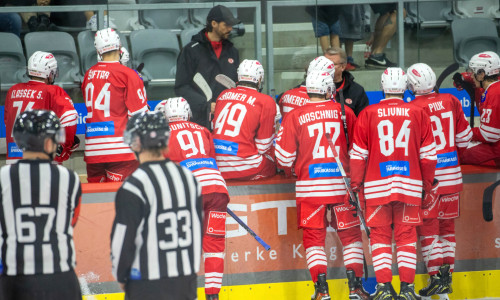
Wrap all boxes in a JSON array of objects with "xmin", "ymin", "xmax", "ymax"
[
  {"xmin": 175, "ymin": 5, "xmax": 240, "ymax": 129},
  {"xmin": 18, "ymin": 0, "xmax": 56, "ymax": 32},
  {"xmin": 0, "ymin": 12, "xmax": 21, "ymax": 37},
  {"xmin": 306, "ymin": 5, "xmax": 341, "ymax": 52},
  {"xmin": 337, "ymin": 4, "xmax": 367, "ymax": 71},
  {"xmin": 324, "ymin": 47, "xmax": 369, "ymax": 116},
  {"xmin": 365, "ymin": 4, "xmax": 406, "ymax": 69}
]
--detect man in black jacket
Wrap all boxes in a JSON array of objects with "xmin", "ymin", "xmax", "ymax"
[
  {"xmin": 325, "ymin": 47, "xmax": 369, "ymax": 116},
  {"xmin": 175, "ymin": 5, "xmax": 240, "ymax": 129}
]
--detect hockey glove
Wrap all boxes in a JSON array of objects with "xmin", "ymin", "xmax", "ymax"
[
  {"xmin": 343, "ymin": 185, "xmax": 360, "ymax": 207},
  {"xmin": 422, "ymin": 179, "xmax": 439, "ymax": 209},
  {"xmin": 55, "ymin": 136, "xmax": 80, "ymax": 163}
]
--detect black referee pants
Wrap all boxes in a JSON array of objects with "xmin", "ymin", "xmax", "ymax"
[
  {"xmin": 0, "ymin": 270, "xmax": 81, "ymax": 300},
  {"xmin": 125, "ymin": 274, "xmax": 197, "ymax": 300}
]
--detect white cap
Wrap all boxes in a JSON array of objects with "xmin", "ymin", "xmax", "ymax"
[
  {"xmin": 469, "ymin": 51, "xmax": 500, "ymax": 76},
  {"xmin": 306, "ymin": 70, "xmax": 335, "ymax": 96},
  {"xmin": 237, "ymin": 59, "xmax": 265, "ymax": 89},
  {"xmin": 28, "ymin": 51, "xmax": 58, "ymax": 79},
  {"xmin": 407, "ymin": 63, "xmax": 436, "ymax": 94},
  {"xmin": 94, "ymin": 28, "xmax": 121, "ymax": 55},
  {"xmin": 381, "ymin": 67, "xmax": 407, "ymax": 94}
]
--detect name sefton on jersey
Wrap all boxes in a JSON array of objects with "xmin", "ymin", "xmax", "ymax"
[
  {"xmin": 278, "ymin": 85, "xmax": 309, "ymax": 119},
  {"xmin": 411, "ymin": 92, "xmax": 472, "ymax": 195},
  {"xmin": 276, "ymin": 100, "xmax": 356, "ymax": 204},
  {"xmin": 82, "ymin": 62, "xmax": 148, "ymax": 164},
  {"xmin": 350, "ymin": 98, "xmax": 437, "ymax": 206},
  {"xmin": 212, "ymin": 86, "xmax": 277, "ymax": 179},
  {"xmin": 167, "ymin": 121, "xmax": 228, "ymax": 196},
  {"xmin": 4, "ymin": 81, "xmax": 78, "ymax": 163}
]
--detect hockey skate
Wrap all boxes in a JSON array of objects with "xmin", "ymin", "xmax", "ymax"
[
  {"xmin": 439, "ymin": 264, "xmax": 452, "ymax": 293},
  {"xmin": 419, "ymin": 275, "xmax": 448, "ymax": 297},
  {"xmin": 399, "ymin": 282, "xmax": 421, "ymax": 300},
  {"xmin": 206, "ymin": 294, "xmax": 219, "ymax": 300},
  {"xmin": 311, "ymin": 273, "xmax": 331, "ymax": 300},
  {"xmin": 370, "ymin": 282, "xmax": 397, "ymax": 300},
  {"xmin": 346, "ymin": 269, "xmax": 370, "ymax": 300}
]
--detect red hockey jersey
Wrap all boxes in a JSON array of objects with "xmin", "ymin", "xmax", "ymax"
[
  {"xmin": 473, "ymin": 81, "xmax": 500, "ymax": 145},
  {"xmin": 350, "ymin": 98, "xmax": 437, "ymax": 206},
  {"xmin": 166, "ymin": 121, "xmax": 228, "ymax": 195},
  {"xmin": 411, "ymin": 92, "xmax": 472, "ymax": 195},
  {"xmin": 82, "ymin": 61, "xmax": 148, "ymax": 164},
  {"xmin": 4, "ymin": 80, "xmax": 77, "ymax": 163},
  {"xmin": 276, "ymin": 100, "xmax": 356, "ymax": 204},
  {"xmin": 213, "ymin": 86, "xmax": 277, "ymax": 179},
  {"xmin": 278, "ymin": 85, "xmax": 309, "ymax": 119}
]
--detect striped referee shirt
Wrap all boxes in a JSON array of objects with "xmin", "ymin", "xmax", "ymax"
[
  {"xmin": 111, "ymin": 159, "xmax": 202, "ymax": 283},
  {"xmin": 0, "ymin": 160, "xmax": 82, "ymax": 276}
]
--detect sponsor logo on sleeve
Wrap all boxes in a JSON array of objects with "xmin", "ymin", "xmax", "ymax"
[
  {"xmin": 308, "ymin": 163, "xmax": 341, "ymax": 178},
  {"xmin": 213, "ymin": 139, "xmax": 239, "ymax": 156},
  {"xmin": 130, "ymin": 268, "xmax": 141, "ymax": 280},
  {"xmin": 180, "ymin": 158, "xmax": 219, "ymax": 171},
  {"xmin": 207, "ymin": 211, "xmax": 227, "ymax": 236},
  {"xmin": 86, "ymin": 121, "xmax": 115, "ymax": 137},
  {"xmin": 379, "ymin": 161, "xmax": 410, "ymax": 177},
  {"xmin": 8, "ymin": 143, "xmax": 23, "ymax": 158},
  {"xmin": 436, "ymin": 151, "xmax": 459, "ymax": 168}
]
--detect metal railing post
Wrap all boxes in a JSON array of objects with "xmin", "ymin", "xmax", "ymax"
[
  {"xmin": 398, "ymin": 0, "xmax": 405, "ymax": 69},
  {"xmin": 265, "ymin": 1, "xmax": 274, "ymax": 95}
]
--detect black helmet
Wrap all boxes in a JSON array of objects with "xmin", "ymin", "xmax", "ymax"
[
  {"xmin": 13, "ymin": 110, "xmax": 65, "ymax": 152},
  {"xmin": 124, "ymin": 111, "xmax": 170, "ymax": 150}
]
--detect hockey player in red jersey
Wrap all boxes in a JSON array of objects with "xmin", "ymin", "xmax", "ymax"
[
  {"xmin": 82, "ymin": 28, "xmax": 148, "ymax": 183},
  {"xmin": 276, "ymin": 70, "xmax": 369, "ymax": 300},
  {"xmin": 459, "ymin": 51, "xmax": 500, "ymax": 166},
  {"xmin": 4, "ymin": 51, "xmax": 78, "ymax": 164},
  {"xmin": 213, "ymin": 59, "xmax": 277, "ymax": 180},
  {"xmin": 278, "ymin": 56, "xmax": 335, "ymax": 118},
  {"xmin": 155, "ymin": 97, "xmax": 228, "ymax": 300},
  {"xmin": 407, "ymin": 63, "xmax": 472, "ymax": 297},
  {"xmin": 350, "ymin": 68, "xmax": 437, "ymax": 299}
]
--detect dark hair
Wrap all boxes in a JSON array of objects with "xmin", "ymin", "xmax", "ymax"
[{"xmin": 206, "ymin": 20, "xmax": 215, "ymax": 32}]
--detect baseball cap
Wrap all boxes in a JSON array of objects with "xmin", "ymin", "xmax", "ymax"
[{"xmin": 207, "ymin": 5, "xmax": 241, "ymax": 26}]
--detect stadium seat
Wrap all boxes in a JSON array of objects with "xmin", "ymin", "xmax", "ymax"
[
  {"xmin": 0, "ymin": 33, "xmax": 28, "ymax": 91},
  {"xmin": 24, "ymin": 32, "xmax": 83, "ymax": 88},
  {"xmin": 108, "ymin": 0, "xmax": 145, "ymax": 32},
  {"xmin": 451, "ymin": 18, "xmax": 500, "ymax": 66},
  {"xmin": 453, "ymin": 0, "xmax": 500, "ymax": 19},
  {"xmin": 77, "ymin": 30, "xmax": 131, "ymax": 73},
  {"xmin": 405, "ymin": 1, "xmax": 454, "ymax": 28},
  {"xmin": 137, "ymin": 0, "xmax": 190, "ymax": 31},
  {"xmin": 180, "ymin": 26, "xmax": 203, "ymax": 47},
  {"xmin": 130, "ymin": 29, "xmax": 180, "ymax": 84}
]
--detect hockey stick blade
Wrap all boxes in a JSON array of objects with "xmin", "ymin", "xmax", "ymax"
[
  {"xmin": 227, "ymin": 208, "xmax": 271, "ymax": 250},
  {"xmin": 193, "ymin": 73, "xmax": 213, "ymax": 102},
  {"xmin": 215, "ymin": 74, "xmax": 236, "ymax": 89},
  {"xmin": 136, "ymin": 63, "xmax": 144, "ymax": 73},
  {"xmin": 483, "ymin": 180, "xmax": 500, "ymax": 221},
  {"xmin": 325, "ymin": 133, "xmax": 370, "ymax": 237},
  {"xmin": 435, "ymin": 63, "xmax": 459, "ymax": 93}
]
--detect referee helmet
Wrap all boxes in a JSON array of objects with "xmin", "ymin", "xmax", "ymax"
[
  {"xmin": 13, "ymin": 110, "xmax": 65, "ymax": 153},
  {"xmin": 124, "ymin": 111, "xmax": 170, "ymax": 151}
]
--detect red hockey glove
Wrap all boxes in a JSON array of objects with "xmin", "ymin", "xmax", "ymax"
[
  {"xmin": 422, "ymin": 179, "xmax": 439, "ymax": 209},
  {"xmin": 55, "ymin": 136, "xmax": 80, "ymax": 163}
]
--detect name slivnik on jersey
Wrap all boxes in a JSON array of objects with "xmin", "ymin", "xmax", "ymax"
[{"xmin": 82, "ymin": 61, "xmax": 148, "ymax": 164}]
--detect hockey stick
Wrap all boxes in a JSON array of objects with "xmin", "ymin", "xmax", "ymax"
[
  {"xmin": 136, "ymin": 62, "xmax": 144, "ymax": 73},
  {"xmin": 227, "ymin": 208, "xmax": 271, "ymax": 251},
  {"xmin": 193, "ymin": 73, "xmax": 213, "ymax": 101},
  {"xmin": 435, "ymin": 63, "xmax": 459, "ymax": 93},
  {"xmin": 325, "ymin": 133, "xmax": 370, "ymax": 238},
  {"xmin": 215, "ymin": 74, "xmax": 236, "ymax": 89},
  {"xmin": 483, "ymin": 180, "xmax": 500, "ymax": 222},
  {"xmin": 337, "ymin": 89, "xmax": 350, "ymax": 146}
]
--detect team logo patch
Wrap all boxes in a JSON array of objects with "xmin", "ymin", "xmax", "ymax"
[
  {"xmin": 479, "ymin": 53, "xmax": 492, "ymax": 58},
  {"xmin": 436, "ymin": 151, "xmax": 459, "ymax": 168},
  {"xmin": 379, "ymin": 161, "xmax": 410, "ymax": 177},
  {"xmin": 207, "ymin": 211, "xmax": 227, "ymax": 236},
  {"xmin": 8, "ymin": 143, "xmax": 23, "ymax": 158},
  {"xmin": 345, "ymin": 98, "xmax": 352, "ymax": 104},
  {"xmin": 412, "ymin": 69, "xmax": 421, "ymax": 77},
  {"xmin": 228, "ymin": 58, "xmax": 234, "ymax": 64}
]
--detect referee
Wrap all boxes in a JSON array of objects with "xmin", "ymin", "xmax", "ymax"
[
  {"xmin": 0, "ymin": 110, "xmax": 82, "ymax": 300},
  {"xmin": 111, "ymin": 111, "xmax": 203, "ymax": 300}
]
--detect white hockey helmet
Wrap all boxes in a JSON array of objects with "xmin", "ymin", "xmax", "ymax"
[
  {"xmin": 306, "ymin": 70, "xmax": 335, "ymax": 96},
  {"xmin": 27, "ymin": 51, "xmax": 58, "ymax": 80},
  {"xmin": 307, "ymin": 56, "xmax": 335, "ymax": 77},
  {"xmin": 94, "ymin": 28, "xmax": 121, "ymax": 55},
  {"xmin": 469, "ymin": 51, "xmax": 500, "ymax": 76},
  {"xmin": 237, "ymin": 59, "xmax": 265, "ymax": 89},
  {"xmin": 381, "ymin": 67, "xmax": 407, "ymax": 94},
  {"xmin": 407, "ymin": 63, "xmax": 436, "ymax": 94},
  {"xmin": 162, "ymin": 97, "xmax": 192, "ymax": 122},
  {"xmin": 120, "ymin": 47, "xmax": 130, "ymax": 66}
]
